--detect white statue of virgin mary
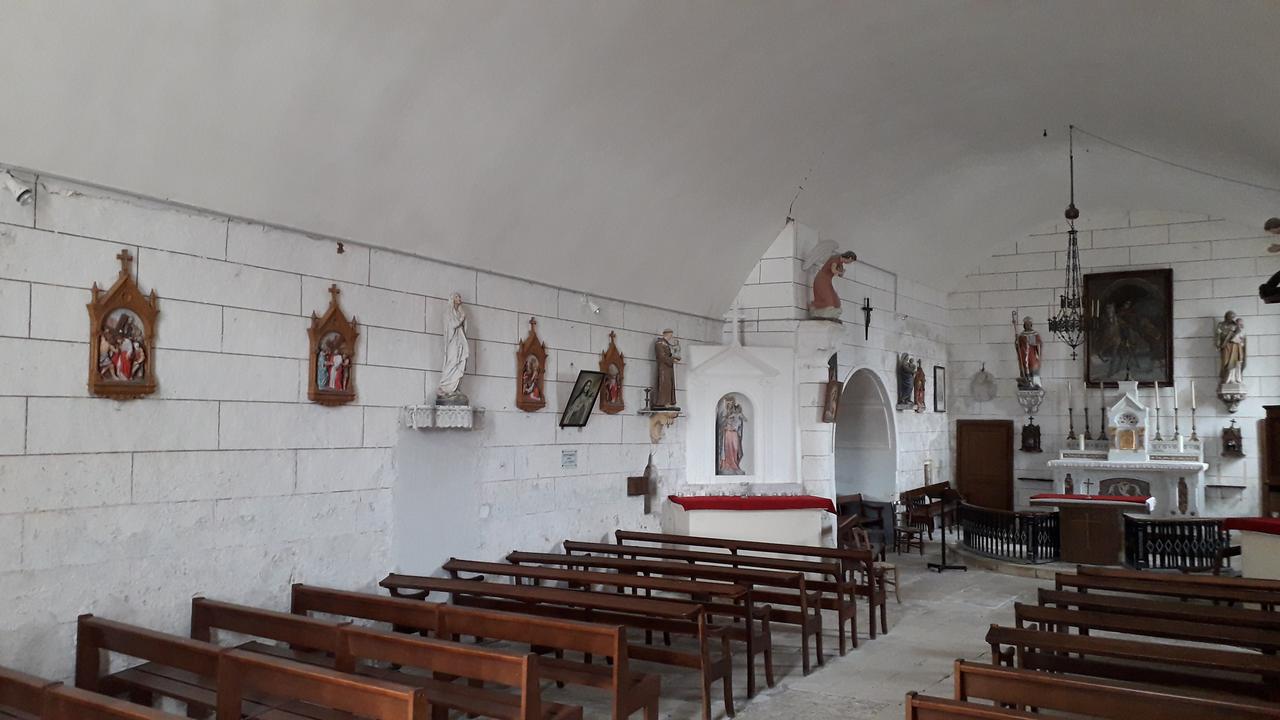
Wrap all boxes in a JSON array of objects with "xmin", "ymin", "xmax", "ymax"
[{"xmin": 436, "ymin": 293, "xmax": 469, "ymax": 405}]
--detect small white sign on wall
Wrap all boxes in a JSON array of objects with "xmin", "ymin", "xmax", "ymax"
[{"xmin": 561, "ymin": 449, "xmax": 578, "ymax": 469}]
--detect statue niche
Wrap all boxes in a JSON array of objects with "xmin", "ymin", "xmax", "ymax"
[{"xmin": 715, "ymin": 393, "xmax": 752, "ymax": 476}]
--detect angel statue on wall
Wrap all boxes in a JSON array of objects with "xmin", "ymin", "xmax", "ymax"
[
  {"xmin": 436, "ymin": 293, "xmax": 470, "ymax": 405},
  {"xmin": 802, "ymin": 239, "xmax": 857, "ymax": 320}
]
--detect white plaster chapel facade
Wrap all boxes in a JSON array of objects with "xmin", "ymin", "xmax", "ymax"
[{"xmin": 0, "ymin": 1, "xmax": 1278, "ymax": 684}]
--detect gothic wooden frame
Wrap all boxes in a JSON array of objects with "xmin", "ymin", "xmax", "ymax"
[
  {"xmin": 307, "ymin": 284, "xmax": 359, "ymax": 406},
  {"xmin": 598, "ymin": 331, "xmax": 625, "ymax": 415},
  {"xmin": 516, "ymin": 317, "xmax": 548, "ymax": 412},
  {"xmin": 87, "ymin": 249, "xmax": 159, "ymax": 399}
]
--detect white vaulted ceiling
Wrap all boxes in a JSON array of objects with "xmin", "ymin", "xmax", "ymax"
[{"xmin": 1, "ymin": 2, "xmax": 1277, "ymax": 317}]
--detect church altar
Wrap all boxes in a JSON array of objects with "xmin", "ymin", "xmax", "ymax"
[
  {"xmin": 1046, "ymin": 381, "xmax": 1207, "ymax": 517},
  {"xmin": 666, "ymin": 494, "xmax": 833, "ymax": 546},
  {"xmin": 1030, "ymin": 493, "xmax": 1153, "ymax": 565},
  {"xmin": 1224, "ymin": 518, "xmax": 1280, "ymax": 580}
]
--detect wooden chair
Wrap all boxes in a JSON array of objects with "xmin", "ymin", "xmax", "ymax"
[
  {"xmin": 953, "ymin": 660, "xmax": 1280, "ymax": 719},
  {"xmin": 0, "ymin": 664, "xmax": 57, "ymax": 719},
  {"xmin": 835, "ymin": 493, "xmax": 888, "ymax": 558},
  {"xmin": 42, "ymin": 684, "xmax": 188, "ymax": 720},
  {"xmin": 215, "ymin": 648, "xmax": 427, "ymax": 720},
  {"xmin": 844, "ymin": 526, "xmax": 899, "ymax": 604}
]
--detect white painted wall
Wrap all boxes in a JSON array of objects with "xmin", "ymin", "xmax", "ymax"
[
  {"xmin": 834, "ymin": 369, "xmax": 898, "ymax": 501},
  {"xmin": 949, "ymin": 211, "xmax": 1277, "ymax": 514},
  {"xmin": 0, "ymin": 170, "xmax": 718, "ymax": 680}
]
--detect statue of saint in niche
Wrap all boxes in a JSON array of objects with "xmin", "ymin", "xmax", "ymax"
[{"xmin": 715, "ymin": 395, "xmax": 747, "ymax": 475}]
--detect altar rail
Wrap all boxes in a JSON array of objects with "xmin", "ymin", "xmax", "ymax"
[
  {"xmin": 1123, "ymin": 515, "xmax": 1230, "ymax": 571},
  {"xmin": 959, "ymin": 503, "xmax": 1060, "ymax": 564}
]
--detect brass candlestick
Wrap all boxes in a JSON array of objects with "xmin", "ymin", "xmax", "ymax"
[
  {"xmin": 1190, "ymin": 407, "xmax": 1199, "ymax": 442},
  {"xmin": 1083, "ymin": 399, "xmax": 1092, "ymax": 440},
  {"xmin": 1067, "ymin": 407, "xmax": 1077, "ymax": 440}
]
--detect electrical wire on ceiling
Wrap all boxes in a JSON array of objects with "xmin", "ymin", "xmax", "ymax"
[{"xmin": 1072, "ymin": 126, "xmax": 1280, "ymax": 194}]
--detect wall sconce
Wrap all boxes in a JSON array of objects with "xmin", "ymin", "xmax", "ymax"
[{"xmin": 2, "ymin": 171, "xmax": 32, "ymax": 206}]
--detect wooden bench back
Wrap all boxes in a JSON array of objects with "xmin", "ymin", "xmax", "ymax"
[
  {"xmin": 215, "ymin": 648, "xmax": 425, "ymax": 720},
  {"xmin": 1056, "ymin": 571, "xmax": 1279, "ymax": 607},
  {"xmin": 613, "ymin": 529, "xmax": 874, "ymax": 565},
  {"xmin": 0, "ymin": 665, "xmax": 55, "ymax": 716},
  {"xmin": 441, "ymin": 602, "xmax": 623, "ymax": 659},
  {"xmin": 291, "ymin": 583, "xmax": 441, "ymax": 633},
  {"xmin": 565, "ymin": 539, "xmax": 842, "ymax": 577},
  {"xmin": 1013, "ymin": 601, "xmax": 1280, "ymax": 652},
  {"xmin": 339, "ymin": 625, "xmax": 539, "ymax": 717},
  {"xmin": 1076, "ymin": 564, "xmax": 1280, "ymax": 592},
  {"xmin": 191, "ymin": 597, "xmax": 349, "ymax": 652},
  {"xmin": 905, "ymin": 692, "xmax": 1038, "ymax": 719},
  {"xmin": 76, "ymin": 614, "xmax": 224, "ymax": 692},
  {"xmin": 507, "ymin": 550, "xmax": 805, "ymax": 588},
  {"xmin": 954, "ymin": 659, "xmax": 1280, "ymax": 719},
  {"xmin": 1037, "ymin": 587, "xmax": 1280, "ymax": 630},
  {"xmin": 43, "ymin": 684, "xmax": 186, "ymax": 720}
]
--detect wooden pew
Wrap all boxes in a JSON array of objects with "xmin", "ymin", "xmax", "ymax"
[
  {"xmin": 1077, "ymin": 564, "xmax": 1280, "ymax": 592},
  {"xmin": 985, "ymin": 624, "xmax": 1280, "ymax": 701},
  {"xmin": 75, "ymin": 614, "xmax": 246, "ymax": 717},
  {"xmin": 506, "ymin": 550, "xmax": 823, "ymax": 675},
  {"xmin": 905, "ymin": 692, "xmax": 1038, "ymax": 719},
  {"xmin": 380, "ymin": 574, "xmax": 733, "ymax": 720},
  {"xmin": 0, "ymin": 665, "xmax": 56, "ymax": 720},
  {"xmin": 1056, "ymin": 569, "xmax": 1280, "ymax": 609},
  {"xmin": 442, "ymin": 558, "xmax": 773, "ymax": 697},
  {"xmin": 1013, "ymin": 601, "xmax": 1280, "ymax": 653},
  {"xmin": 215, "ymin": 648, "xmax": 427, "ymax": 720},
  {"xmin": 611, "ymin": 529, "xmax": 884, "ymax": 648},
  {"xmin": 953, "ymin": 659, "xmax": 1280, "ymax": 719},
  {"xmin": 190, "ymin": 596, "xmax": 349, "ymax": 658},
  {"xmin": 1037, "ymin": 587, "xmax": 1280, "ymax": 632},
  {"xmin": 291, "ymin": 584, "xmax": 660, "ymax": 720},
  {"xmin": 570, "ymin": 536, "xmax": 866, "ymax": 658},
  {"xmin": 42, "ymin": 685, "xmax": 187, "ymax": 720}
]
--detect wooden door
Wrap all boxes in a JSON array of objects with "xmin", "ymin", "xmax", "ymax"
[{"xmin": 956, "ymin": 420, "xmax": 1014, "ymax": 511}]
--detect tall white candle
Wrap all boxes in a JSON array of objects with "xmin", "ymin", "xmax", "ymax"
[
  {"xmin": 1153, "ymin": 381, "xmax": 1160, "ymax": 409},
  {"xmin": 1191, "ymin": 380, "xmax": 1197, "ymax": 409},
  {"xmin": 1068, "ymin": 381, "xmax": 1073, "ymax": 407},
  {"xmin": 1173, "ymin": 384, "xmax": 1178, "ymax": 410}
]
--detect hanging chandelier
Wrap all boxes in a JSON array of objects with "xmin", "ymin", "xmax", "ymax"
[{"xmin": 1047, "ymin": 125, "xmax": 1091, "ymax": 360}]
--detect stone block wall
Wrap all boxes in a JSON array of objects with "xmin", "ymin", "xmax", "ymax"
[
  {"xmin": 0, "ymin": 170, "xmax": 718, "ymax": 679},
  {"xmin": 949, "ymin": 211, "xmax": 1277, "ymax": 512}
]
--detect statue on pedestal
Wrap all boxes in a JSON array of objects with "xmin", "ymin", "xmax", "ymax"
[
  {"xmin": 1214, "ymin": 310, "xmax": 1247, "ymax": 412},
  {"xmin": 436, "ymin": 293, "xmax": 470, "ymax": 405},
  {"xmin": 803, "ymin": 239, "xmax": 858, "ymax": 320},
  {"xmin": 1013, "ymin": 314, "xmax": 1043, "ymax": 389},
  {"xmin": 896, "ymin": 353, "xmax": 917, "ymax": 409},
  {"xmin": 653, "ymin": 329, "xmax": 682, "ymax": 410}
]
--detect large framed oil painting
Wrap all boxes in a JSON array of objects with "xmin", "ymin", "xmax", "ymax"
[
  {"xmin": 1084, "ymin": 268, "xmax": 1173, "ymax": 387},
  {"xmin": 308, "ymin": 284, "xmax": 359, "ymax": 406},
  {"xmin": 560, "ymin": 370, "xmax": 605, "ymax": 428},
  {"xmin": 88, "ymin": 249, "xmax": 159, "ymax": 399}
]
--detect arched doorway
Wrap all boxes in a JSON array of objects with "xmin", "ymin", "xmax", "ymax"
[{"xmin": 834, "ymin": 368, "xmax": 897, "ymax": 501}]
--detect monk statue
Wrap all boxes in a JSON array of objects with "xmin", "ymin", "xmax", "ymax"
[
  {"xmin": 652, "ymin": 329, "xmax": 681, "ymax": 409},
  {"xmin": 1215, "ymin": 311, "xmax": 1246, "ymax": 386},
  {"xmin": 1012, "ymin": 314, "xmax": 1043, "ymax": 389},
  {"xmin": 803, "ymin": 239, "xmax": 857, "ymax": 320}
]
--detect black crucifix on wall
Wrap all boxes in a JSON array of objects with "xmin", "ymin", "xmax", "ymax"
[{"xmin": 861, "ymin": 297, "xmax": 873, "ymax": 340}]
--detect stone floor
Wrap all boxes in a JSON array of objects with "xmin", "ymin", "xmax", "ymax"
[{"xmin": 537, "ymin": 545, "xmax": 1049, "ymax": 719}]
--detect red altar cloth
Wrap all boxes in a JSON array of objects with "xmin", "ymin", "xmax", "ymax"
[
  {"xmin": 1224, "ymin": 517, "xmax": 1280, "ymax": 535},
  {"xmin": 1030, "ymin": 493, "xmax": 1152, "ymax": 505},
  {"xmin": 668, "ymin": 495, "xmax": 836, "ymax": 513}
]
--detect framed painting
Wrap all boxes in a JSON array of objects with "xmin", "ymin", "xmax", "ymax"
[
  {"xmin": 87, "ymin": 249, "xmax": 159, "ymax": 399},
  {"xmin": 1084, "ymin": 268, "xmax": 1173, "ymax": 386},
  {"xmin": 516, "ymin": 317, "xmax": 548, "ymax": 411},
  {"xmin": 560, "ymin": 370, "xmax": 605, "ymax": 428},
  {"xmin": 307, "ymin": 284, "xmax": 359, "ymax": 406},
  {"xmin": 933, "ymin": 365, "xmax": 946, "ymax": 412},
  {"xmin": 598, "ymin": 331, "xmax": 625, "ymax": 414}
]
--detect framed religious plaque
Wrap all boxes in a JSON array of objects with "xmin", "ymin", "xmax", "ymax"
[
  {"xmin": 598, "ymin": 331, "xmax": 625, "ymax": 414},
  {"xmin": 516, "ymin": 317, "xmax": 547, "ymax": 411},
  {"xmin": 307, "ymin": 284, "xmax": 359, "ymax": 406},
  {"xmin": 1084, "ymin": 268, "xmax": 1173, "ymax": 387},
  {"xmin": 87, "ymin": 249, "xmax": 158, "ymax": 399}
]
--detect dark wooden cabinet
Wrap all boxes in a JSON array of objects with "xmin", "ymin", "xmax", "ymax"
[{"xmin": 1263, "ymin": 406, "xmax": 1280, "ymax": 518}]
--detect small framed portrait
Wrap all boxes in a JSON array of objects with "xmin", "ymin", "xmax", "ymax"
[
  {"xmin": 308, "ymin": 284, "xmax": 359, "ymax": 406},
  {"xmin": 560, "ymin": 370, "xmax": 606, "ymax": 428},
  {"xmin": 933, "ymin": 365, "xmax": 946, "ymax": 412},
  {"xmin": 88, "ymin": 249, "xmax": 159, "ymax": 400}
]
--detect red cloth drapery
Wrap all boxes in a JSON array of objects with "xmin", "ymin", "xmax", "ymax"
[
  {"xmin": 1224, "ymin": 517, "xmax": 1280, "ymax": 535},
  {"xmin": 668, "ymin": 495, "xmax": 837, "ymax": 513},
  {"xmin": 1030, "ymin": 493, "xmax": 1152, "ymax": 505}
]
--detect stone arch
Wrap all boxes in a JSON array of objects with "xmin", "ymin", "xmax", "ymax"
[{"xmin": 834, "ymin": 368, "xmax": 898, "ymax": 500}]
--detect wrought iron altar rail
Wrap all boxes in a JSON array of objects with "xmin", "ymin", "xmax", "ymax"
[
  {"xmin": 1123, "ymin": 515, "xmax": 1229, "ymax": 571},
  {"xmin": 959, "ymin": 503, "xmax": 1060, "ymax": 564}
]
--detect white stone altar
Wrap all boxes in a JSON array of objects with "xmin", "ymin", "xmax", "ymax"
[{"xmin": 1047, "ymin": 381, "xmax": 1207, "ymax": 517}]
